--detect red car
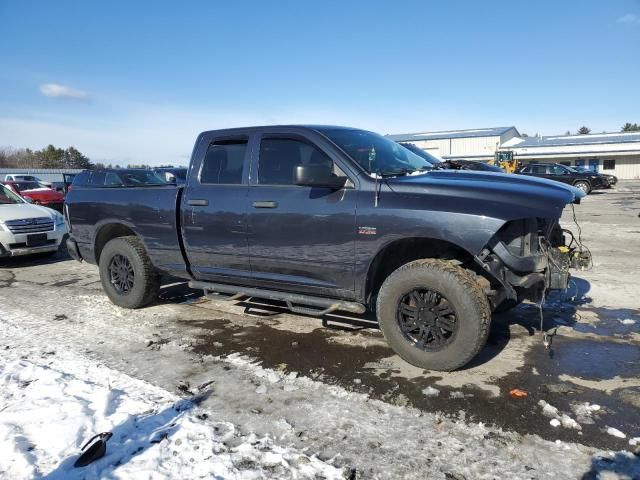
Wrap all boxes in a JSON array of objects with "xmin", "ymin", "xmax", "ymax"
[{"xmin": 0, "ymin": 181, "xmax": 65, "ymax": 212}]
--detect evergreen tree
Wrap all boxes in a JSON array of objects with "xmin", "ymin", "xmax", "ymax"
[
  {"xmin": 66, "ymin": 146, "xmax": 92, "ymax": 169},
  {"xmin": 577, "ymin": 126, "xmax": 591, "ymax": 135},
  {"xmin": 622, "ymin": 122, "xmax": 640, "ymax": 132}
]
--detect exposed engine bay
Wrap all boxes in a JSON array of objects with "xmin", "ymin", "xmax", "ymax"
[{"xmin": 475, "ymin": 207, "xmax": 591, "ymax": 311}]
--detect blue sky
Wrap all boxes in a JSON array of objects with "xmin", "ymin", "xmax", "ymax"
[{"xmin": 1, "ymin": 0, "xmax": 639, "ymax": 165}]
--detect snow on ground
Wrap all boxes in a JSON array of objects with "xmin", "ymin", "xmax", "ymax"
[
  {"xmin": 0, "ymin": 325, "xmax": 342, "ymax": 479},
  {"xmin": 1, "ymin": 273, "xmax": 640, "ymax": 478}
]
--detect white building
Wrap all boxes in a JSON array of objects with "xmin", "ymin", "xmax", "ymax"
[
  {"xmin": 388, "ymin": 127, "xmax": 640, "ymax": 179},
  {"xmin": 387, "ymin": 127, "xmax": 520, "ymax": 162}
]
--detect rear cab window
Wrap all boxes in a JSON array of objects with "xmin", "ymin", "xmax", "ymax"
[{"xmin": 200, "ymin": 139, "xmax": 248, "ymax": 185}]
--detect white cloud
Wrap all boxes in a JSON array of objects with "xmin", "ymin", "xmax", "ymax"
[
  {"xmin": 616, "ymin": 13, "xmax": 640, "ymax": 24},
  {"xmin": 39, "ymin": 83, "xmax": 90, "ymax": 100}
]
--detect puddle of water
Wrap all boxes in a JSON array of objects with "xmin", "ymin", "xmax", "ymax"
[
  {"xmin": 573, "ymin": 309, "xmax": 640, "ymax": 336},
  {"xmin": 183, "ymin": 312, "xmax": 635, "ymax": 449},
  {"xmin": 545, "ymin": 338, "xmax": 640, "ymax": 380}
]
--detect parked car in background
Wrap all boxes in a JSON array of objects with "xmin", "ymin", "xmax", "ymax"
[
  {"xmin": 0, "ymin": 181, "xmax": 65, "ymax": 212},
  {"xmin": 0, "ymin": 183, "xmax": 67, "ymax": 258},
  {"xmin": 572, "ymin": 166, "xmax": 618, "ymax": 188},
  {"xmin": 435, "ymin": 159, "xmax": 504, "ymax": 172},
  {"xmin": 397, "ymin": 143, "xmax": 503, "ymax": 172},
  {"xmin": 153, "ymin": 167, "xmax": 188, "ymax": 185},
  {"xmin": 516, "ymin": 162, "xmax": 607, "ymax": 194},
  {"xmin": 65, "ymin": 125, "xmax": 586, "ymax": 372},
  {"xmin": 70, "ymin": 169, "xmax": 167, "ymax": 188},
  {"xmin": 3, "ymin": 174, "xmax": 52, "ymax": 188}
]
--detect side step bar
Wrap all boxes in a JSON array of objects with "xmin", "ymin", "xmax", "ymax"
[{"xmin": 189, "ymin": 280, "xmax": 366, "ymax": 317}]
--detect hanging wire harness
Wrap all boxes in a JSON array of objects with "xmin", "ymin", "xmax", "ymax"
[{"xmin": 537, "ymin": 206, "xmax": 592, "ymax": 350}]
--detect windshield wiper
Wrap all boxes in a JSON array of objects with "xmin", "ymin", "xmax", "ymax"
[{"xmin": 377, "ymin": 168, "xmax": 416, "ymax": 177}]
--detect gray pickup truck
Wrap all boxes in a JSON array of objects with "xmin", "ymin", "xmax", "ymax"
[{"xmin": 64, "ymin": 125, "xmax": 586, "ymax": 370}]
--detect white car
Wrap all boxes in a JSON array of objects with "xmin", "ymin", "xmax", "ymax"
[
  {"xmin": 0, "ymin": 183, "xmax": 67, "ymax": 258},
  {"xmin": 4, "ymin": 174, "xmax": 52, "ymax": 188}
]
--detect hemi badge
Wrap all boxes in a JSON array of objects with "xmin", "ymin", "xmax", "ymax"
[{"xmin": 358, "ymin": 226, "xmax": 377, "ymax": 235}]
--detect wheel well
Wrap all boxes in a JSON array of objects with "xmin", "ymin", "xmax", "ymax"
[
  {"xmin": 94, "ymin": 223, "xmax": 136, "ymax": 263},
  {"xmin": 364, "ymin": 238, "xmax": 477, "ymax": 305}
]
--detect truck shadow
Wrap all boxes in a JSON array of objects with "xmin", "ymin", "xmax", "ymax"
[
  {"xmin": 42, "ymin": 394, "xmax": 210, "ymax": 480},
  {"xmin": 581, "ymin": 452, "xmax": 640, "ymax": 479}
]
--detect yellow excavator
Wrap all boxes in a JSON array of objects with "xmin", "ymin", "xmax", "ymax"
[{"xmin": 488, "ymin": 151, "xmax": 519, "ymax": 173}]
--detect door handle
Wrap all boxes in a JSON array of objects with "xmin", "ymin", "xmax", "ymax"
[
  {"xmin": 253, "ymin": 201, "xmax": 278, "ymax": 209},
  {"xmin": 187, "ymin": 199, "xmax": 209, "ymax": 206}
]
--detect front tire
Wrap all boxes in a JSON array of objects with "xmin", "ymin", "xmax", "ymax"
[
  {"xmin": 376, "ymin": 259, "xmax": 491, "ymax": 371},
  {"xmin": 98, "ymin": 236, "xmax": 159, "ymax": 309},
  {"xmin": 574, "ymin": 181, "xmax": 591, "ymax": 194}
]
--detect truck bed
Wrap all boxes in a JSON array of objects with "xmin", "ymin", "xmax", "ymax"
[{"xmin": 66, "ymin": 185, "xmax": 189, "ymax": 277}]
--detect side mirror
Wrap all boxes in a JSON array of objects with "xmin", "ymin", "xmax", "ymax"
[{"xmin": 294, "ymin": 165, "xmax": 347, "ymax": 189}]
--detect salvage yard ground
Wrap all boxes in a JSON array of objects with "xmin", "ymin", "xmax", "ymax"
[{"xmin": 1, "ymin": 181, "xmax": 640, "ymax": 479}]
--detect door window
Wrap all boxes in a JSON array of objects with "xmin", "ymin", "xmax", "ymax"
[
  {"xmin": 105, "ymin": 172, "xmax": 124, "ymax": 186},
  {"xmin": 200, "ymin": 139, "xmax": 248, "ymax": 184},
  {"xmin": 258, "ymin": 138, "xmax": 343, "ymax": 185},
  {"xmin": 549, "ymin": 165, "xmax": 567, "ymax": 175}
]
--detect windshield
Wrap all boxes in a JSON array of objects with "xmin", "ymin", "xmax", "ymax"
[
  {"xmin": 319, "ymin": 129, "xmax": 433, "ymax": 176},
  {"xmin": 157, "ymin": 169, "xmax": 187, "ymax": 182},
  {"xmin": 570, "ymin": 166, "xmax": 595, "ymax": 173},
  {"xmin": 397, "ymin": 143, "xmax": 441, "ymax": 165},
  {"xmin": 0, "ymin": 184, "xmax": 25, "ymax": 204},
  {"xmin": 171, "ymin": 169, "xmax": 187, "ymax": 181},
  {"xmin": 109, "ymin": 170, "xmax": 166, "ymax": 186},
  {"xmin": 13, "ymin": 181, "xmax": 41, "ymax": 191}
]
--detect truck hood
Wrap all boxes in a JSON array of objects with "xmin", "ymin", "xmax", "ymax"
[
  {"xmin": 0, "ymin": 203, "xmax": 59, "ymax": 222},
  {"xmin": 385, "ymin": 170, "xmax": 585, "ymax": 220}
]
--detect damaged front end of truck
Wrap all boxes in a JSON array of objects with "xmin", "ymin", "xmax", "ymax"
[{"xmin": 475, "ymin": 212, "xmax": 591, "ymax": 312}]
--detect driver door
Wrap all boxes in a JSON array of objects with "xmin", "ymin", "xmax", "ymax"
[{"xmin": 247, "ymin": 132, "xmax": 358, "ymax": 298}]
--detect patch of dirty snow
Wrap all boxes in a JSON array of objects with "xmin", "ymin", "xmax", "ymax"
[
  {"xmin": 606, "ymin": 427, "xmax": 626, "ymax": 439},
  {"xmin": 571, "ymin": 402, "xmax": 602, "ymax": 425},
  {"xmin": 422, "ymin": 386, "xmax": 440, "ymax": 397},
  {"xmin": 0, "ymin": 342, "xmax": 342, "ymax": 479},
  {"xmin": 619, "ymin": 318, "xmax": 637, "ymax": 325},
  {"xmin": 539, "ymin": 399, "xmax": 560, "ymax": 418},
  {"xmin": 539, "ymin": 400, "xmax": 581, "ymax": 430}
]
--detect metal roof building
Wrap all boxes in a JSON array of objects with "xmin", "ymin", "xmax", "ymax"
[{"xmin": 387, "ymin": 127, "xmax": 520, "ymax": 162}]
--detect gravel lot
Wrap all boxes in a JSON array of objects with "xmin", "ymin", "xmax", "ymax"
[{"xmin": 1, "ymin": 181, "xmax": 639, "ymax": 479}]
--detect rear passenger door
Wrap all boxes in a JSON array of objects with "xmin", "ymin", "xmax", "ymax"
[
  {"xmin": 547, "ymin": 165, "xmax": 572, "ymax": 185},
  {"xmin": 181, "ymin": 133, "xmax": 255, "ymax": 282},
  {"xmin": 247, "ymin": 131, "xmax": 357, "ymax": 298}
]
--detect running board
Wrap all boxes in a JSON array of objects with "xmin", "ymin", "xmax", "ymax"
[{"xmin": 188, "ymin": 281, "xmax": 366, "ymax": 316}]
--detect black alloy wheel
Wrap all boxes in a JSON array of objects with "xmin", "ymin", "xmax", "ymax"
[
  {"xmin": 397, "ymin": 288, "xmax": 458, "ymax": 351},
  {"xmin": 109, "ymin": 254, "xmax": 134, "ymax": 294}
]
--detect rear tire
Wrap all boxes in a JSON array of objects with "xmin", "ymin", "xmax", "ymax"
[
  {"xmin": 98, "ymin": 236, "xmax": 159, "ymax": 309},
  {"xmin": 574, "ymin": 181, "xmax": 591, "ymax": 194},
  {"xmin": 376, "ymin": 259, "xmax": 491, "ymax": 371}
]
